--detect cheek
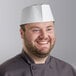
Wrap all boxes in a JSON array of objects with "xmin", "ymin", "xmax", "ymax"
[
  {"xmin": 25, "ymin": 33, "xmax": 38, "ymax": 42},
  {"xmin": 49, "ymin": 34, "xmax": 56, "ymax": 42},
  {"xmin": 52, "ymin": 36, "xmax": 56, "ymax": 45}
]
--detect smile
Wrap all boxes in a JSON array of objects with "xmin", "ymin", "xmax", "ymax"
[{"xmin": 37, "ymin": 41, "xmax": 48, "ymax": 45}]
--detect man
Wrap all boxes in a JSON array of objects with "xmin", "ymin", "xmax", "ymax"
[{"xmin": 0, "ymin": 4, "xmax": 76, "ymax": 76}]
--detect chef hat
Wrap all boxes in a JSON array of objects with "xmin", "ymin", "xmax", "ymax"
[{"xmin": 21, "ymin": 4, "xmax": 54, "ymax": 25}]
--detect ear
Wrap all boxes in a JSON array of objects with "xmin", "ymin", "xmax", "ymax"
[{"xmin": 20, "ymin": 28, "xmax": 25, "ymax": 39}]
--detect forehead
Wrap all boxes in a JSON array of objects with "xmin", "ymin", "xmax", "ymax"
[{"xmin": 25, "ymin": 21, "xmax": 54, "ymax": 29}]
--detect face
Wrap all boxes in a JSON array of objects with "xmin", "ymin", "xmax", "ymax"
[{"xmin": 20, "ymin": 21, "xmax": 56, "ymax": 58}]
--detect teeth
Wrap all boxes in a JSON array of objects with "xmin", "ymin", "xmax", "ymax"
[{"xmin": 38, "ymin": 42, "xmax": 48, "ymax": 44}]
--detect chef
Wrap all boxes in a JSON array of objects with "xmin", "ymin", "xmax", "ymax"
[{"xmin": 0, "ymin": 4, "xmax": 76, "ymax": 76}]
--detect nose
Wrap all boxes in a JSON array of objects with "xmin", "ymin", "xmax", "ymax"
[{"xmin": 39, "ymin": 30, "xmax": 48, "ymax": 40}]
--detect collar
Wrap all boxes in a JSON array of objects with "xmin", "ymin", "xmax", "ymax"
[{"xmin": 21, "ymin": 49, "xmax": 51, "ymax": 65}]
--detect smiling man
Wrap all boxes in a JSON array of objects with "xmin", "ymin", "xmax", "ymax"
[
  {"xmin": 20, "ymin": 21, "xmax": 55, "ymax": 64},
  {"xmin": 0, "ymin": 4, "xmax": 76, "ymax": 76}
]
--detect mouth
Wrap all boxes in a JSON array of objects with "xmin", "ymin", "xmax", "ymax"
[
  {"xmin": 35, "ymin": 40, "xmax": 50, "ymax": 52},
  {"xmin": 36, "ymin": 40, "xmax": 50, "ymax": 48},
  {"xmin": 37, "ymin": 41, "xmax": 48, "ymax": 45}
]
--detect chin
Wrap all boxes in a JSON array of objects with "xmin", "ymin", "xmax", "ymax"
[{"xmin": 37, "ymin": 47, "xmax": 50, "ymax": 53}]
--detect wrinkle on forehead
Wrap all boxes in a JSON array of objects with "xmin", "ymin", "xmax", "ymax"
[{"xmin": 25, "ymin": 21, "xmax": 54, "ymax": 30}]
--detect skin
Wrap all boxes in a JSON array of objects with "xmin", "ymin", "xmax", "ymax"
[{"xmin": 20, "ymin": 21, "xmax": 56, "ymax": 64}]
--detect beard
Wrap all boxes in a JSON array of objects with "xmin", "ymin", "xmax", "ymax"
[{"xmin": 24, "ymin": 35, "xmax": 55, "ymax": 58}]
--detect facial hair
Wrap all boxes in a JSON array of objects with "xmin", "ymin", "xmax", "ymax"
[{"xmin": 24, "ymin": 34, "xmax": 55, "ymax": 58}]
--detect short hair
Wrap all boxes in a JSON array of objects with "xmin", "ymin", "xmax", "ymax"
[{"xmin": 20, "ymin": 24, "xmax": 26, "ymax": 31}]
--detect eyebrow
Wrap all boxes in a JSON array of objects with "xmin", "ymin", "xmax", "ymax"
[
  {"xmin": 47, "ymin": 25, "xmax": 53, "ymax": 28},
  {"xmin": 28, "ymin": 24, "xmax": 54, "ymax": 30},
  {"xmin": 28, "ymin": 26, "xmax": 40, "ymax": 30}
]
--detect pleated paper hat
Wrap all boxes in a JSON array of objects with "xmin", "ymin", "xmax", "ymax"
[{"xmin": 21, "ymin": 4, "xmax": 54, "ymax": 24}]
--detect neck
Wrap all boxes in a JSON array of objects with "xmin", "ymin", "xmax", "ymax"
[
  {"xmin": 31, "ymin": 55, "xmax": 48, "ymax": 64},
  {"xmin": 23, "ymin": 47, "xmax": 48, "ymax": 64}
]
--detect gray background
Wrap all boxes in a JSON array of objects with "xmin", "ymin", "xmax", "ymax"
[{"xmin": 0, "ymin": 0, "xmax": 76, "ymax": 68}]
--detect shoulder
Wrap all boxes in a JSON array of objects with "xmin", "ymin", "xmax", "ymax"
[
  {"xmin": 50, "ymin": 56, "xmax": 73, "ymax": 69},
  {"xmin": 50, "ymin": 56, "xmax": 76, "ymax": 75},
  {"xmin": 0, "ymin": 54, "xmax": 21, "ymax": 67},
  {"xmin": 0, "ymin": 53, "xmax": 28, "ymax": 75}
]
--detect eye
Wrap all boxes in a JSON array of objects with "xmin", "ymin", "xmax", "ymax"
[
  {"xmin": 47, "ymin": 28, "xmax": 52, "ymax": 31},
  {"xmin": 32, "ymin": 28, "xmax": 40, "ymax": 33}
]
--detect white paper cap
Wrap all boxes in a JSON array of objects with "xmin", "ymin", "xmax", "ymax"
[{"xmin": 21, "ymin": 4, "xmax": 54, "ymax": 25}]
